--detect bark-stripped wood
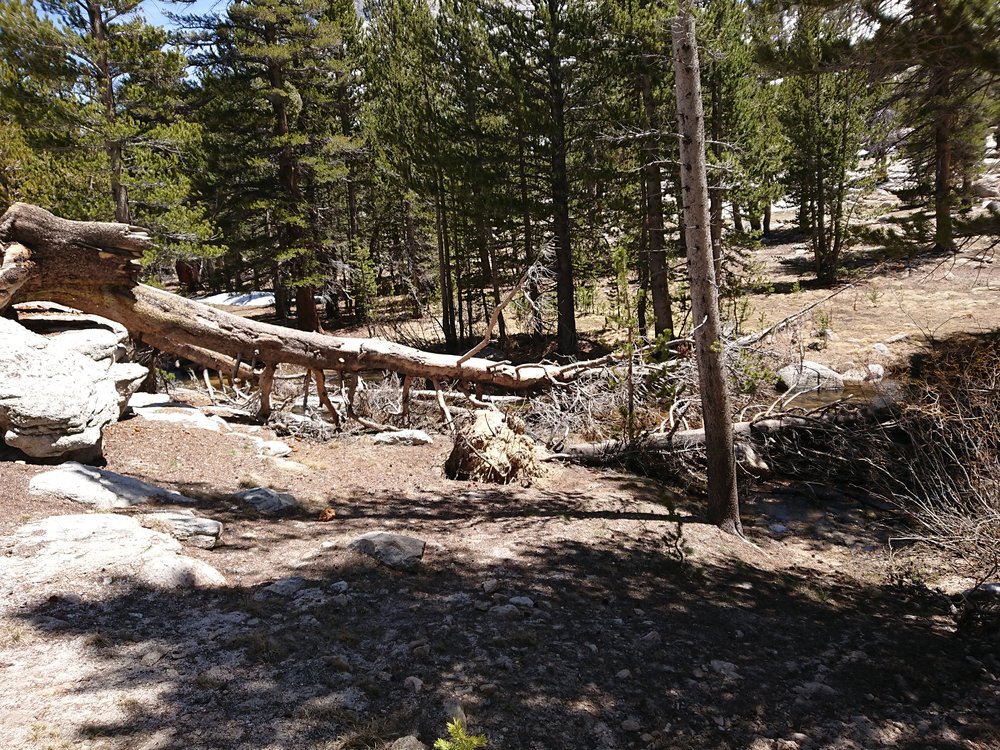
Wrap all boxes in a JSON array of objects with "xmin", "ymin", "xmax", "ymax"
[
  {"xmin": 0, "ymin": 203, "xmax": 613, "ymax": 394},
  {"xmin": 672, "ymin": 9, "xmax": 742, "ymax": 535}
]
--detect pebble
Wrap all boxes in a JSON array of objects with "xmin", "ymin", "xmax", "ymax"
[
  {"xmin": 489, "ymin": 604, "xmax": 521, "ymax": 620},
  {"xmin": 482, "ymin": 578, "xmax": 499, "ymax": 594},
  {"xmin": 403, "ymin": 676, "xmax": 423, "ymax": 692},
  {"xmin": 330, "ymin": 580, "xmax": 349, "ymax": 593},
  {"xmin": 140, "ymin": 647, "xmax": 166, "ymax": 666},
  {"xmin": 616, "ymin": 669, "xmax": 632, "ymax": 679},
  {"xmin": 621, "ymin": 717, "xmax": 641, "ymax": 732},
  {"xmin": 509, "ymin": 596, "xmax": 534, "ymax": 608},
  {"xmin": 710, "ymin": 660, "xmax": 741, "ymax": 680}
]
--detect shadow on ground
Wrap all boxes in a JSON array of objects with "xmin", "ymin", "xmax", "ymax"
[{"xmin": 7, "ymin": 484, "xmax": 999, "ymax": 750}]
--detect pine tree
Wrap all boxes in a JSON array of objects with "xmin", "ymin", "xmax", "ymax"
[
  {"xmin": 769, "ymin": 7, "xmax": 870, "ymax": 284},
  {"xmin": 863, "ymin": 0, "xmax": 1000, "ymax": 251},
  {"xmin": 192, "ymin": 0, "xmax": 355, "ymax": 328},
  {"xmin": 0, "ymin": 0, "xmax": 220, "ymax": 269}
]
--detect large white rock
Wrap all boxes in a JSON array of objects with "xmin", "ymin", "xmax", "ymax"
[
  {"xmin": 14, "ymin": 307, "xmax": 148, "ymax": 415},
  {"xmin": 137, "ymin": 510, "xmax": 223, "ymax": 549},
  {"xmin": 29, "ymin": 462, "xmax": 197, "ymax": 509},
  {"xmin": 127, "ymin": 393, "xmax": 229, "ymax": 432},
  {"xmin": 776, "ymin": 360, "xmax": 845, "ymax": 393},
  {"xmin": 0, "ymin": 318, "xmax": 120, "ymax": 460},
  {"xmin": 109, "ymin": 362, "xmax": 150, "ymax": 414},
  {"xmin": 14, "ymin": 306, "xmax": 130, "ymax": 364},
  {"xmin": 0, "ymin": 514, "xmax": 226, "ymax": 589},
  {"xmin": 374, "ymin": 429, "xmax": 434, "ymax": 446}
]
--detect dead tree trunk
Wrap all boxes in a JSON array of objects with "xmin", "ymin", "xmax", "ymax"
[
  {"xmin": 0, "ymin": 203, "xmax": 610, "ymax": 394},
  {"xmin": 672, "ymin": 8, "xmax": 742, "ymax": 536}
]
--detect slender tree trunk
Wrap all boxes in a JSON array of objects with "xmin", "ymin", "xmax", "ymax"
[
  {"xmin": 732, "ymin": 203, "xmax": 744, "ymax": 234},
  {"xmin": 813, "ymin": 74, "xmax": 831, "ymax": 284},
  {"xmin": 517, "ymin": 123, "xmax": 543, "ymax": 339},
  {"xmin": 709, "ymin": 63, "xmax": 723, "ymax": 281},
  {"xmin": 641, "ymin": 73, "xmax": 675, "ymax": 338},
  {"xmin": 546, "ymin": 0, "xmax": 576, "ymax": 355},
  {"xmin": 672, "ymin": 7, "xmax": 742, "ymax": 536},
  {"xmin": 637, "ymin": 172, "xmax": 649, "ymax": 335},
  {"xmin": 86, "ymin": 1, "xmax": 129, "ymax": 223},
  {"xmin": 762, "ymin": 204, "xmax": 771, "ymax": 237},
  {"xmin": 934, "ymin": 79, "xmax": 955, "ymax": 252}
]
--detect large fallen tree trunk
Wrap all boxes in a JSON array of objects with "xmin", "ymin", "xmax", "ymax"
[{"xmin": 0, "ymin": 203, "xmax": 612, "ymax": 393}]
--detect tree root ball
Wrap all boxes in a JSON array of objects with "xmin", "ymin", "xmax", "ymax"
[{"xmin": 444, "ymin": 410, "xmax": 542, "ymax": 485}]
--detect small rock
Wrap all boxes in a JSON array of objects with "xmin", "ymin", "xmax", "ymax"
[
  {"xmin": 884, "ymin": 333, "xmax": 908, "ymax": 344},
  {"xmin": 374, "ymin": 429, "xmax": 434, "ymax": 446},
  {"xmin": 488, "ymin": 604, "xmax": 521, "ymax": 620},
  {"xmin": 621, "ymin": 717, "xmax": 641, "ymax": 732},
  {"xmin": 330, "ymin": 580, "xmax": 349, "ymax": 593},
  {"xmin": 442, "ymin": 697, "xmax": 467, "ymax": 725},
  {"xmin": 349, "ymin": 531, "xmax": 425, "ymax": 572},
  {"xmin": 710, "ymin": 660, "xmax": 741, "ymax": 680},
  {"xmin": 509, "ymin": 595, "xmax": 534, "ymax": 608},
  {"xmin": 259, "ymin": 440, "xmax": 292, "ymax": 457},
  {"xmin": 233, "ymin": 487, "xmax": 299, "ymax": 515},
  {"xmin": 872, "ymin": 343, "xmax": 891, "ymax": 356},
  {"xmin": 482, "ymin": 578, "xmax": 499, "ymax": 594},
  {"xmin": 140, "ymin": 646, "xmax": 166, "ymax": 666},
  {"xmin": 769, "ymin": 523, "xmax": 789, "ymax": 535},
  {"xmin": 300, "ymin": 687, "xmax": 369, "ymax": 714},
  {"xmin": 403, "ymin": 676, "xmax": 423, "ymax": 693},
  {"xmin": 137, "ymin": 510, "xmax": 222, "ymax": 549},
  {"xmin": 480, "ymin": 683, "xmax": 498, "ymax": 696},
  {"xmin": 638, "ymin": 630, "xmax": 661, "ymax": 645},
  {"xmin": 261, "ymin": 576, "xmax": 308, "ymax": 597},
  {"xmin": 389, "ymin": 737, "xmax": 428, "ymax": 750},
  {"xmin": 796, "ymin": 681, "xmax": 838, "ymax": 698},
  {"xmin": 616, "ymin": 669, "xmax": 632, "ymax": 679}
]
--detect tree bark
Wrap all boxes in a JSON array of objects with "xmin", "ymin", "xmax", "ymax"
[
  {"xmin": 672, "ymin": 8, "xmax": 742, "ymax": 535},
  {"xmin": 934, "ymin": 92, "xmax": 955, "ymax": 252},
  {"xmin": 546, "ymin": 0, "xmax": 577, "ymax": 356},
  {"xmin": 640, "ymin": 73, "xmax": 675, "ymax": 339},
  {"xmin": 0, "ymin": 203, "xmax": 610, "ymax": 393}
]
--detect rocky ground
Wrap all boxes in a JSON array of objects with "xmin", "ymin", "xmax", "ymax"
[
  {"xmin": 2, "ymin": 389, "xmax": 999, "ymax": 750},
  {"xmin": 3, "ymin": 189, "xmax": 1000, "ymax": 749}
]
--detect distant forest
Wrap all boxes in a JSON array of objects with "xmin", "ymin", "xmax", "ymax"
[{"xmin": 2, "ymin": 0, "xmax": 998, "ymax": 352}]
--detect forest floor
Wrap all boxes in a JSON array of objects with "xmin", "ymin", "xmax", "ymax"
[{"xmin": 2, "ymin": 208, "xmax": 1000, "ymax": 750}]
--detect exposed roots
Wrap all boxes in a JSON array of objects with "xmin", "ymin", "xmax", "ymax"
[{"xmin": 444, "ymin": 410, "xmax": 542, "ymax": 485}]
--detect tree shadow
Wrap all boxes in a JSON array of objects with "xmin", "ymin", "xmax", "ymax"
[{"xmin": 6, "ymin": 493, "xmax": 999, "ymax": 750}]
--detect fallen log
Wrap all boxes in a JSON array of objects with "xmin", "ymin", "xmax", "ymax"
[
  {"xmin": 0, "ymin": 203, "xmax": 614, "ymax": 393},
  {"xmin": 547, "ymin": 417, "xmax": 803, "ymax": 472}
]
